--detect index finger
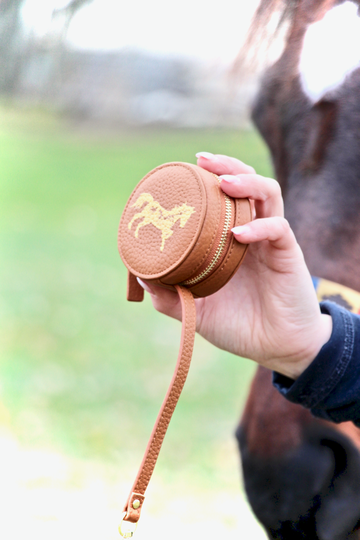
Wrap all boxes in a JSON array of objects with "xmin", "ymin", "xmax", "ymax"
[{"xmin": 196, "ymin": 152, "xmax": 256, "ymax": 176}]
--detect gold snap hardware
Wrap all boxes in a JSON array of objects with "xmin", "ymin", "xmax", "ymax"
[
  {"xmin": 119, "ymin": 512, "xmax": 138, "ymax": 538},
  {"xmin": 132, "ymin": 499, "xmax": 140, "ymax": 509}
]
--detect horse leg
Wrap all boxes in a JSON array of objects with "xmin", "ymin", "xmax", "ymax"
[
  {"xmin": 128, "ymin": 212, "xmax": 145, "ymax": 231},
  {"xmin": 160, "ymin": 228, "xmax": 173, "ymax": 252},
  {"xmin": 134, "ymin": 217, "xmax": 155, "ymax": 239}
]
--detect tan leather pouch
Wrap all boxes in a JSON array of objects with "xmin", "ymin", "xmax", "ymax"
[
  {"xmin": 117, "ymin": 162, "xmax": 251, "ymax": 536},
  {"xmin": 118, "ymin": 162, "xmax": 251, "ymax": 299}
]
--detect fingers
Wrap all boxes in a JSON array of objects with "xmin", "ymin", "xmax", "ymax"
[
  {"xmin": 137, "ymin": 279, "xmax": 183, "ymax": 321},
  {"xmin": 232, "ymin": 217, "xmax": 297, "ymax": 251},
  {"xmin": 196, "ymin": 152, "xmax": 255, "ymax": 175},
  {"xmin": 195, "ymin": 152, "xmax": 283, "ymax": 218},
  {"xmin": 220, "ymin": 174, "xmax": 284, "ymax": 219}
]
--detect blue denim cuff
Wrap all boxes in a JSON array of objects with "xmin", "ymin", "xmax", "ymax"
[{"xmin": 273, "ymin": 301, "xmax": 360, "ymax": 424}]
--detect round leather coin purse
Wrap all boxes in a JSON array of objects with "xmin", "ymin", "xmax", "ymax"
[
  {"xmin": 117, "ymin": 162, "xmax": 251, "ymax": 537},
  {"xmin": 118, "ymin": 161, "xmax": 251, "ymax": 299}
]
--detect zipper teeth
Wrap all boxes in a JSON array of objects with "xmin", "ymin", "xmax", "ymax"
[{"xmin": 184, "ymin": 195, "xmax": 232, "ymax": 286}]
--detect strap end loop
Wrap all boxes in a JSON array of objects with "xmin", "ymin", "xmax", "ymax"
[
  {"xmin": 119, "ymin": 512, "xmax": 138, "ymax": 538},
  {"xmin": 119, "ymin": 492, "xmax": 145, "ymax": 536}
]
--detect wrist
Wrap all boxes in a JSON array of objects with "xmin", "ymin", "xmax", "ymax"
[{"xmin": 273, "ymin": 314, "xmax": 333, "ymax": 380}]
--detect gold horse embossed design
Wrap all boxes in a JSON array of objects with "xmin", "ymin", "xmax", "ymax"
[{"xmin": 128, "ymin": 193, "xmax": 195, "ymax": 252}]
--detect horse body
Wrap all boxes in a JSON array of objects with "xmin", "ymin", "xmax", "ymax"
[
  {"xmin": 238, "ymin": 1, "xmax": 360, "ymax": 538},
  {"xmin": 128, "ymin": 193, "xmax": 195, "ymax": 251}
]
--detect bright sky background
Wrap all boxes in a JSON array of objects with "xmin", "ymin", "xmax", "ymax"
[{"xmin": 21, "ymin": 0, "xmax": 260, "ymax": 62}]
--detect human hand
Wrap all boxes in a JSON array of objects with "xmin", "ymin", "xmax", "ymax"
[{"xmin": 137, "ymin": 153, "xmax": 332, "ymax": 379}]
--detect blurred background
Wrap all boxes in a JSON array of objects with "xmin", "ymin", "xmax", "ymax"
[{"xmin": 0, "ymin": 0, "xmax": 275, "ymax": 538}]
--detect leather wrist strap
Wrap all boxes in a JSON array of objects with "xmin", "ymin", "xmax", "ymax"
[{"xmin": 119, "ymin": 285, "xmax": 196, "ymax": 536}]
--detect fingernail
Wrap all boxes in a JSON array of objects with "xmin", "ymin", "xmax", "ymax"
[
  {"xmin": 232, "ymin": 225, "xmax": 250, "ymax": 235},
  {"xmin": 196, "ymin": 151, "xmax": 215, "ymax": 160},
  {"xmin": 220, "ymin": 175, "xmax": 238, "ymax": 183},
  {"xmin": 137, "ymin": 278, "xmax": 156, "ymax": 295}
]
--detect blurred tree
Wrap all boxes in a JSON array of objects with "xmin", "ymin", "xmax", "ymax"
[
  {"xmin": 53, "ymin": 0, "xmax": 94, "ymax": 42},
  {"xmin": 0, "ymin": 0, "xmax": 25, "ymax": 94},
  {"xmin": 0, "ymin": 0, "xmax": 95, "ymax": 97},
  {"xmin": 46, "ymin": 0, "xmax": 95, "ymax": 99}
]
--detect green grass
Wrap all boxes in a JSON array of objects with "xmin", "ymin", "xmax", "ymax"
[{"xmin": 0, "ymin": 108, "xmax": 273, "ymax": 488}]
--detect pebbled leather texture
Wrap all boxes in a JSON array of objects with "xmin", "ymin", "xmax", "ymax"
[
  {"xmin": 119, "ymin": 163, "xmax": 206, "ymax": 279},
  {"xmin": 118, "ymin": 162, "xmax": 251, "ymax": 297},
  {"xmin": 122, "ymin": 285, "xmax": 196, "ymax": 524}
]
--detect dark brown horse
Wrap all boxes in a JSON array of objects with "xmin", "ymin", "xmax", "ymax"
[{"xmin": 236, "ymin": 1, "xmax": 360, "ymax": 538}]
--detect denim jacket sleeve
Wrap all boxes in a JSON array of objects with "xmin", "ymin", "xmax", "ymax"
[{"xmin": 273, "ymin": 301, "xmax": 360, "ymax": 427}]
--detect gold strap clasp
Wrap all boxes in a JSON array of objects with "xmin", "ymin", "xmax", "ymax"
[{"xmin": 118, "ymin": 512, "xmax": 138, "ymax": 538}]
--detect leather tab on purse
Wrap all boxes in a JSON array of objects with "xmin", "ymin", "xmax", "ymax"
[{"xmin": 127, "ymin": 271, "xmax": 144, "ymax": 302}]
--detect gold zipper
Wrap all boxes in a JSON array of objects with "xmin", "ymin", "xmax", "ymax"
[{"xmin": 183, "ymin": 194, "xmax": 232, "ymax": 286}]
